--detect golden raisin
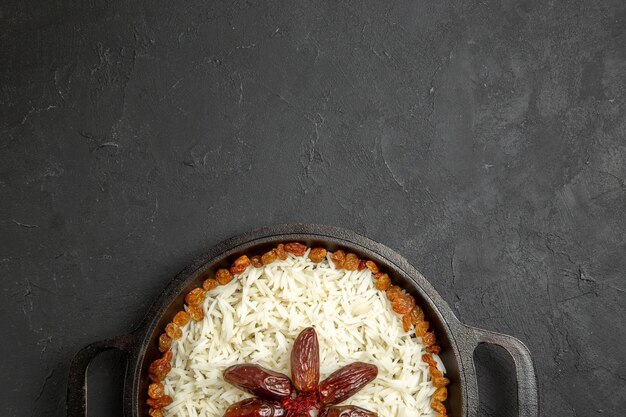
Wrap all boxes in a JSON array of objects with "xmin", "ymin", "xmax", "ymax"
[
  {"xmin": 147, "ymin": 395, "xmax": 172, "ymax": 409},
  {"xmin": 275, "ymin": 244, "xmax": 288, "ymax": 260},
  {"xmin": 148, "ymin": 351, "xmax": 172, "ymax": 382},
  {"xmin": 215, "ymin": 269, "xmax": 233, "ymax": 285},
  {"xmin": 392, "ymin": 294, "xmax": 416, "ymax": 314},
  {"xmin": 385, "ymin": 285, "xmax": 402, "ymax": 301},
  {"xmin": 308, "ymin": 247, "xmax": 327, "ymax": 263},
  {"xmin": 158, "ymin": 333, "xmax": 171, "ymax": 353},
  {"xmin": 251, "ymin": 255, "xmax": 263, "ymax": 268},
  {"xmin": 344, "ymin": 253, "xmax": 359, "ymax": 271},
  {"xmin": 407, "ymin": 306, "xmax": 425, "ymax": 324},
  {"xmin": 203, "ymin": 278, "xmax": 219, "ymax": 291},
  {"xmin": 230, "ymin": 255, "xmax": 251, "ymax": 275},
  {"xmin": 331, "ymin": 250, "xmax": 346, "ymax": 268},
  {"xmin": 185, "ymin": 288, "xmax": 206, "ymax": 306},
  {"xmin": 165, "ymin": 323, "xmax": 182, "ymax": 340},
  {"xmin": 402, "ymin": 314, "xmax": 413, "ymax": 332},
  {"xmin": 436, "ymin": 414, "xmax": 447, "ymax": 417},
  {"xmin": 261, "ymin": 250, "xmax": 278, "ymax": 265},
  {"xmin": 433, "ymin": 377, "xmax": 450, "ymax": 387},
  {"xmin": 148, "ymin": 383, "xmax": 165, "ymax": 399},
  {"xmin": 358, "ymin": 260, "xmax": 366, "ymax": 271},
  {"xmin": 422, "ymin": 331, "xmax": 436, "ymax": 347},
  {"xmin": 426, "ymin": 345, "xmax": 441, "ymax": 355},
  {"xmin": 375, "ymin": 273, "xmax": 392, "ymax": 291},
  {"xmin": 433, "ymin": 387, "xmax": 448, "ymax": 402},
  {"xmin": 415, "ymin": 320, "xmax": 430, "ymax": 337},
  {"xmin": 422, "ymin": 354, "xmax": 437, "ymax": 367},
  {"xmin": 284, "ymin": 242, "xmax": 307, "ymax": 256},
  {"xmin": 149, "ymin": 409, "xmax": 164, "ymax": 417},
  {"xmin": 429, "ymin": 365, "xmax": 443, "ymax": 379},
  {"xmin": 187, "ymin": 305, "xmax": 204, "ymax": 321},
  {"xmin": 431, "ymin": 400, "xmax": 447, "ymax": 414},
  {"xmin": 365, "ymin": 260, "xmax": 379, "ymax": 274},
  {"xmin": 172, "ymin": 311, "xmax": 190, "ymax": 327}
]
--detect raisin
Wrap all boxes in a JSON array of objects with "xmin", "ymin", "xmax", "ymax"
[
  {"xmin": 165, "ymin": 323, "xmax": 182, "ymax": 340},
  {"xmin": 429, "ymin": 365, "xmax": 443, "ymax": 379},
  {"xmin": 415, "ymin": 321, "xmax": 430, "ymax": 337},
  {"xmin": 433, "ymin": 386, "xmax": 448, "ymax": 402},
  {"xmin": 173, "ymin": 311, "xmax": 190, "ymax": 327},
  {"xmin": 392, "ymin": 294, "xmax": 415, "ymax": 314},
  {"xmin": 261, "ymin": 250, "xmax": 278, "ymax": 265},
  {"xmin": 365, "ymin": 260, "xmax": 379, "ymax": 274},
  {"xmin": 185, "ymin": 288, "xmax": 206, "ymax": 306},
  {"xmin": 224, "ymin": 364, "xmax": 293, "ymax": 400},
  {"xmin": 251, "ymin": 256, "xmax": 263, "ymax": 268},
  {"xmin": 407, "ymin": 306, "xmax": 425, "ymax": 324},
  {"xmin": 146, "ymin": 395, "xmax": 172, "ymax": 409},
  {"xmin": 331, "ymin": 250, "xmax": 346, "ymax": 268},
  {"xmin": 148, "ymin": 351, "xmax": 172, "ymax": 382},
  {"xmin": 344, "ymin": 253, "xmax": 359, "ymax": 271},
  {"xmin": 224, "ymin": 398, "xmax": 285, "ymax": 417},
  {"xmin": 187, "ymin": 305, "xmax": 204, "ymax": 321},
  {"xmin": 203, "ymin": 278, "xmax": 219, "ymax": 291},
  {"xmin": 291, "ymin": 327, "xmax": 320, "ymax": 392},
  {"xmin": 230, "ymin": 255, "xmax": 251, "ymax": 275},
  {"xmin": 318, "ymin": 362, "xmax": 378, "ymax": 405},
  {"xmin": 375, "ymin": 273, "xmax": 391, "ymax": 291},
  {"xmin": 308, "ymin": 247, "xmax": 327, "ymax": 263},
  {"xmin": 385, "ymin": 285, "xmax": 402, "ymax": 300},
  {"xmin": 321, "ymin": 405, "xmax": 378, "ymax": 417},
  {"xmin": 431, "ymin": 400, "xmax": 447, "ymax": 414},
  {"xmin": 422, "ymin": 331, "xmax": 436, "ymax": 347},
  {"xmin": 284, "ymin": 242, "xmax": 307, "ymax": 256},
  {"xmin": 426, "ymin": 345, "xmax": 441, "ymax": 355},
  {"xmin": 148, "ymin": 382, "xmax": 165, "ymax": 399},
  {"xmin": 158, "ymin": 333, "xmax": 171, "ymax": 353},
  {"xmin": 402, "ymin": 314, "xmax": 413, "ymax": 332},
  {"xmin": 149, "ymin": 409, "xmax": 164, "ymax": 417},
  {"xmin": 433, "ymin": 377, "xmax": 450, "ymax": 387},
  {"xmin": 357, "ymin": 260, "xmax": 366, "ymax": 271},
  {"xmin": 216, "ymin": 269, "xmax": 234, "ymax": 285},
  {"xmin": 422, "ymin": 354, "xmax": 437, "ymax": 367},
  {"xmin": 275, "ymin": 244, "xmax": 288, "ymax": 260}
]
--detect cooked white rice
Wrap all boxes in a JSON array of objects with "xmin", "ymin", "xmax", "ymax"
[{"xmin": 163, "ymin": 250, "xmax": 445, "ymax": 417}]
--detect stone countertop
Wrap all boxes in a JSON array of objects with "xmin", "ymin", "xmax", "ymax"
[{"xmin": 1, "ymin": 1, "xmax": 625, "ymax": 416}]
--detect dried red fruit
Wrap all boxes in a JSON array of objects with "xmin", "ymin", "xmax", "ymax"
[
  {"xmin": 223, "ymin": 398, "xmax": 285, "ymax": 417},
  {"xmin": 365, "ymin": 260, "xmax": 379, "ymax": 274},
  {"xmin": 173, "ymin": 311, "xmax": 190, "ymax": 327},
  {"xmin": 262, "ymin": 250, "xmax": 278, "ymax": 265},
  {"xmin": 426, "ymin": 345, "xmax": 441, "ymax": 355},
  {"xmin": 391, "ymin": 294, "xmax": 415, "ymax": 314},
  {"xmin": 415, "ymin": 321, "xmax": 430, "ymax": 337},
  {"xmin": 291, "ymin": 327, "xmax": 320, "ymax": 392},
  {"xmin": 344, "ymin": 253, "xmax": 359, "ymax": 271},
  {"xmin": 318, "ymin": 362, "xmax": 378, "ymax": 405},
  {"xmin": 148, "ymin": 383, "xmax": 165, "ymax": 399},
  {"xmin": 331, "ymin": 250, "xmax": 346, "ymax": 268},
  {"xmin": 185, "ymin": 288, "xmax": 206, "ymax": 306},
  {"xmin": 146, "ymin": 395, "xmax": 172, "ymax": 409},
  {"xmin": 320, "ymin": 405, "xmax": 378, "ymax": 417},
  {"xmin": 357, "ymin": 260, "xmax": 366, "ymax": 271},
  {"xmin": 187, "ymin": 305, "xmax": 204, "ymax": 321},
  {"xmin": 284, "ymin": 242, "xmax": 307, "ymax": 256},
  {"xmin": 308, "ymin": 247, "xmax": 327, "ymax": 263},
  {"xmin": 224, "ymin": 364, "xmax": 293, "ymax": 400},
  {"xmin": 230, "ymin": 255, "xmax": 251, "ymax": 275},
  {"xmin": 422, "ymin": 354, "xmax": 437, "ymax": 367},
  {"xmin": 275, "ymin": 244, "xmax": 288, "ymax": 260},
  {"xmin": 374, "ymin": 273, "xmax": 391, "ymax": 291},
  {"xmin": 203, "ymin": 278, "xmax": 219, "ymax": 291},
  {"xmin": 216, "ymin": 269, "xmax": 234, "ymax": 285},
  {"xmin": 158, "ymin": 333, "xmax": 171, "ymax": 353},
  {"xmin": 148, "ymin": 351, "xmax": 172, "ymax": 382},
  {"xmin": 165, "ymin": 323, "xmax": 182, "ymax": 340},
  {"xmin": 251, "ymin": 256, "xmax": 263, "ymax": 268}
]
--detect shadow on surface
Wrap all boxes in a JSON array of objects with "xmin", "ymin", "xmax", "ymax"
[
  {"xmin": 475, "ymin": 343, "xmax": 518, "ymax": 417},
  {"xmin": 86, "ymin": 349, "xmax": 126, "ymax": 417}
]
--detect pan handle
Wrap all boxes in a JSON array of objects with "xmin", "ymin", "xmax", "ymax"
[
  {"xmin": 67, "ymin": 333, "xmax": 136, "ymax": 417},
  {"xmin": 458, "ymin": 324, "xmax": 539, "ymax": 417}
]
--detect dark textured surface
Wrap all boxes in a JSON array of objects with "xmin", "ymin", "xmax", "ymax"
[{"xmin": 1, "ymin": 0, "xmax": 625, "ymax": 416}]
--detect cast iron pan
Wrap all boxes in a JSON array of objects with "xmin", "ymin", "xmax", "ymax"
[{"xmin": 67, "ymin": 224, "xmax": 539, "ymax": 417}]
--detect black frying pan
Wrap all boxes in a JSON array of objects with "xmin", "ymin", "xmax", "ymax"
[{"xmin": 67, "ymin": 224, "xmax": 539, "ymax": 417}]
